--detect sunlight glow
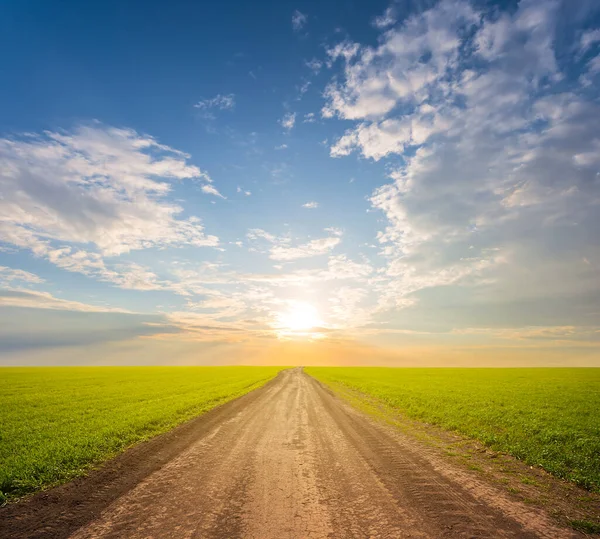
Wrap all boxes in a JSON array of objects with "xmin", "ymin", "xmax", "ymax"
[{"xmin": 276, "ymin": 301, "xmax": 324, "ymax": 339}]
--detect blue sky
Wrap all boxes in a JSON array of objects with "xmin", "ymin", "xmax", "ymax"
[{"xmin": 1, "ymin": 0, "xmax": 599, "ymax": 365}]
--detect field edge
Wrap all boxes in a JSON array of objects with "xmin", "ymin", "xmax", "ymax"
[
  {"xmin": 0, "ymin": 369, "xmax": 288, "ymax": 539},
  {"xmin": 1, "ymin": 367, "xmax": 287, "ymax": 505}
]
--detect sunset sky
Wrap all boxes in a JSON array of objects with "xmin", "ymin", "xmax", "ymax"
[{"xmin": 1, "ymin": 0, "xmax": 599, "ymax": 365}]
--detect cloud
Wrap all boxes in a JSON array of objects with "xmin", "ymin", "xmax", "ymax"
[
  {"xmin": 322, "ymin": 0, "xmax": 600, "ymax": 329},
  {"xmin": 323, "ymin": 2, "xmax": 478, "ymax": 122},
  {"xmin": 246, "ymin": 227, "xmax": 342, "ymax": 261},
  {"xmin": 0, "ymin": 125, "xmax": 219, "ymax": 292},
  {"xmin": 280, "ymin": 112, "xmax": 296, "ymax": 131},
  {"xmin": 0, "ymin": 266, "xmax": 44, "ymax": 286},
  {"xmin": 0, "ymin": 124, "xmax": 219, "ymax": 256},
  {"xmin": 452, "ymin": 325, "xmax": 600, "ymax": 342},
  {"xmin": 302, "ymin": 201, "xmax": 319, "ymax": 209},
  {"xmin": 330, "ymin": 118, "xmax": 413, "ymax": 160},
  {"xmin": 292, "ymin": 10, "xmax": 307, "ymax": 32},
  {"xmin": 325, "ymin": 41, "xmax": 360, "ymax": 67},
  {"xmin": 298, "ymin": 80, "xmax": 311, "ymax": 97},
  {"xmin": 275, "ymin": 143, "xmax": 288, "ymax": 150},
  {"xmin": 202, "ymin": 184, "xmax": 226, "ymax": 198},
  {"xmin": 151, "ymin": 248, "xmax": 380, "ymax": 342},
  {"xmin": 303, "ymin": 113, "xmax": 316, "ymax": 123},
  {"xmin": 580, "ymin": 28, "xmax": 600, "ymax": 52},
  {"xmin": 0, "ymin": 289, "xmax": 130, "ymax": 313},
  {"xmin": 194, "ymin": 94, "xmax": 236, "ymax": 111},
  {"xmin": 247, "ymin": 228, "xmax": 283, "ymax": 244},
  {"xmin": 237, "ymin": 186, "xmax": 252, "ymax": 195},
  {"xmin": 305, "ymin": 58, "xmax": 323, "ymax": 73},
  {"xmin": 269, "ymin": 235, "xmax": 341, "ymax": 261},
  {"xmin": 372, "ymin": 6, "xmax": 396, "ymax": 29}
]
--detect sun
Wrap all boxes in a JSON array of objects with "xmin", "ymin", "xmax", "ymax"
[{"xmin": 276, "ymin": 301, "xmax": 323, "ymax": 338}]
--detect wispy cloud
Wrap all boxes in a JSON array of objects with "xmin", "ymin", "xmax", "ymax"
[
  {"xmin": 0, "ymin": 266, "xmax": 44, "ymax": 286},
  {"xmin": 0, "ymin": 289, "xmax": 131, "ymax": 313},
  {"xmin": 305, "ymin": 58, "xmax": 323, "ymax": 73},
  {"xmin": 202, "ymin": 184, "xmax": 226, "ymax": 198},
  {"xmin": 302, "ymin": 201, "xmax": 319, "ymax": 209},
  {"xmin": 269, "ymin": 235, "xmax": 341, "ymax": 261},
  {"xmin": 280, "ymin": 112, "xmax": 296, "ymax": 131},
  {"xmin": 247, "ymin": 227, "xmax": 341, "ymax": 261},
  {"xmin": 372, "ymin": 6, "xmax": 396, "ymax": 29},
  {"xmin": 292, "ymin": 10, "xmax": 307, "ymax": 32},
  {"xmin": 194, "ymin": 94, "xmax": 236, "ymax": 111},
  {"xmin": 580, "ymin": 28, "xmax": 600, "ymax": 52}
]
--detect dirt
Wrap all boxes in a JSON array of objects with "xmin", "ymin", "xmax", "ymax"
[
  {"xmin": 327, "ymin": 380, "xmax": 600, "ymax": 533},
  {"xmin": 1, "ymin": 368, "xmax": 590, "ymax": 538}
]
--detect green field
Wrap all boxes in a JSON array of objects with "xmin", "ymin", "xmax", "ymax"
[
  {"xmin": 306, "ymin": 368, "xmax": 600, "ymax": 492},
  {"xmin": 0, "ymin": 366, "xmax": 283, "ymax": 503}
]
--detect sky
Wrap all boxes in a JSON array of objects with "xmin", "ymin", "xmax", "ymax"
[{"xmin": 1, "ymin": 0, "xmax": 599, "ymax": 366}]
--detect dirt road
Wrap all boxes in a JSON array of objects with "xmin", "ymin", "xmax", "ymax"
[{"xmin": 4, "ymin": 368, "xmax": 580, "ymax": 538}]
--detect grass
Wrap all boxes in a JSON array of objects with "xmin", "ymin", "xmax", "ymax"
[
  {"xmin": 569, "ymin": 519, "xmax": 600, "ymax": 534},
  {"xmin": 0, "ymin": 366, "xmax": 284, "ymax": 503},
  {"xmin": 306, "ymin": 368, "xmax": 600, "ymax": 493}
]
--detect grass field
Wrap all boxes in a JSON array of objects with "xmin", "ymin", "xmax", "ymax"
[
  {"xmin": 0, "ymin": 366, "xmax": 283, "ymax": 503},
  {"xmin": 306, "ymin": 368, "xmax": 600, "ymax": 493}
]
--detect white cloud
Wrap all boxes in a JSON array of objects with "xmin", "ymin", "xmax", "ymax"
[
  {"xmin": 292, "ymin": 10, "xmax": 307, "ymax": 32},
  {"xmin": 275, "ymin": 143, "xmax": 288, "ymax": 150},
  {"xmin": 270, "ymin": 235, "xmax": 341, "ymax": 261},
  {"xmin": 194, "ymin": 94, "xmax": 236, "ymax": 111},
  {"xmin": 323, "ymin": 254, "xmax": 373, "ymax": 281},
  {"xmin": 298, "ymin": 80, "xmax": 311, "ymax": 96},
  {"xmin": 325, "ymin": 41, "xmax": 360, "ymax": 66},
  {"xmin": 0, "ymin": 266, "xmax": 44, "ymax": 286},
  {"xmin": 323, "ymin": 2, "xmax": 479, "ymax": 122},
  {"xmin": 305, "ymin": 58, "xmax": 323, "ymax": 73},
  {"xmin": 0, "ymin": 125, "xmax": 219, "ymax": 258},
  {"xmin": 280, "ymin": 112, "xmax": 296, "ymax": 131},
  {"xmin": 330, "ymin": 118, "xmax": 413, "ymax": 160},
  {"xmin": 373, "ymin": 6, "xmax": 396, "ymax": 29},
  {"xmin": 236, "ymin": 186, "xmax": 251, "ymax": 196},
  {"xmin": 580, "ymin": 28, "xmax": 600, "ymax": 52},
  {"xmin": 30, "ymin": 245, "xmax": 166, "ymax": 291},
  {"xmin": 247, "ymin": 228, "xmax": 283, "ymax": 244},
  {"xmin": 303, "ymin": 113, "xmax": 316, "ymax": 123},
  {"xmin": 0, "ymin": 289, "xmax": 130, "ymax": 313},
  {"xmin": 246, "ymin": 227, "xmax": 341, "ymax": 261},
  {"xmin": 302, "ymin": 201, "xmax": 319, "ymax": 209},
  {"xmin": 587, "ymin": 54, "xmax": 600, "ymax": 75},
  {"xmin": 0, "ymin": 125, "xmax": 220, "ymax": 293},
  {"xmin": 323, "ymin": 0, "xmax": 600, "ymax": 326},
  {"xmin": 202, "ymin": 184, "xmax": 226, "ymax": 198}
]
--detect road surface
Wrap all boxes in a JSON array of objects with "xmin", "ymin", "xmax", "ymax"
[{"xmin": 6, "ymin": 368, "xmax": 579, "ymax": 539}]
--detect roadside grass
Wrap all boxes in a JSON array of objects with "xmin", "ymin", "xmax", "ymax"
[
  {"xmin": 0, "ymin": 366, "xmax": 284, "ymax": 503},
  {"xmin": 306, "ymin": 368, "xmax": 600, "ymax": 493},
  {"xmin": 569, "ymin": 520, "xmax": 600, "ymax": 534}
]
